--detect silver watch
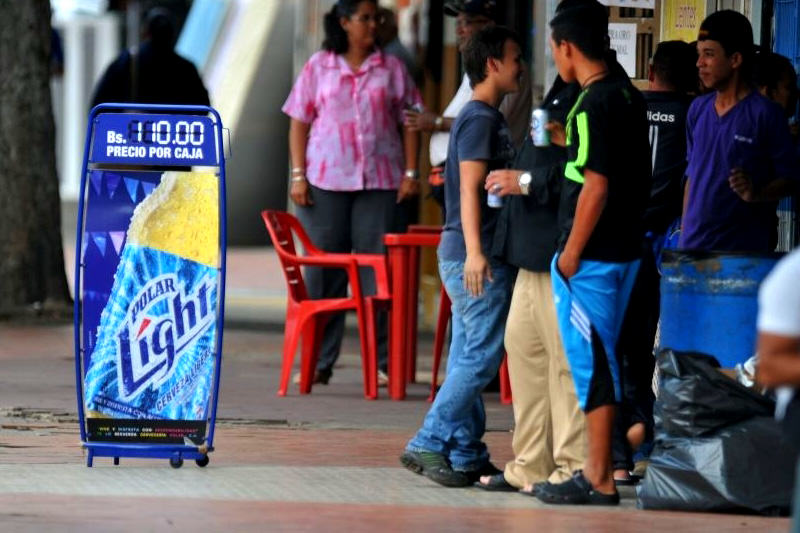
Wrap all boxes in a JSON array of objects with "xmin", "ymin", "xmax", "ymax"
[{"xmin": 518, "ymin": 172, "xmax": 532, "ymax": 196}]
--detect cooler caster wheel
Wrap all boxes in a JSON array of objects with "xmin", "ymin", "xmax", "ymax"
[
  {"xmin": 169, "ymin": 456, "xmax": 184, "ymax": 469},
  {"xmin": 195, "ymin": 455, "xmax": 210, "ymax": 467}
]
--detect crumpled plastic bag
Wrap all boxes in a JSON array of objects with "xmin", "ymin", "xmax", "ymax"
[
  {"xmin": 653, "ymin": 350, "xmax": 774, "ymax": 438},
  {"xmin": 638, "ymin": 350, "xmax": 795, "ymax": 515}
]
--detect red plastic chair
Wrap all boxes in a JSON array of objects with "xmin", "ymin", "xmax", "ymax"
[
  {"xmin": 261, "ymin": 210, "xmax": 390, "ymax": 399},
  {"xmin": 429, "ymin": 281, "xmax": 512, "ymax": 405}
]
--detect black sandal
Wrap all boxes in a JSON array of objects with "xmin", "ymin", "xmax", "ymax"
[
  {"xmin": 535, "ymin": 470, "xmax": 620, "ymax": 506},
  {"xmin": 473, "ymin": 473, "xmax": 517, "ymax": 492}
]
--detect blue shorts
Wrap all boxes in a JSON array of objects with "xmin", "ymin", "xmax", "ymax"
[{"xmin": 551, "ymin": 254, "xmax": 640, "ymax": 412}]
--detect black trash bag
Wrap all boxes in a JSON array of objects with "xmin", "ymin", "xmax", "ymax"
[
  {"xmin": 638, "ymin": 350, "xmax": 795, "ymax": 515},
  {"xmin": 637, "ymin": 417, "xmax": 795, "ymax": 515},
  {"xmin": 654, "ymin": 349, "xmax": 774, "ymax": 438}
]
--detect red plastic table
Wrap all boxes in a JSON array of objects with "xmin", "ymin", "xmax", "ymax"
[{"xmin": 383, "ymin": 228, "xmax": 441, "ymax": 400}]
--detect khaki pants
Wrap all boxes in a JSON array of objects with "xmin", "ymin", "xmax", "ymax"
[{"xmin": 503, "ymin": 269, "xmax": 586, "ymax": 487}]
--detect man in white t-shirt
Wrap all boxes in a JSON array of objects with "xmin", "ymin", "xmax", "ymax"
[
  {"xmin": 404, "ymin": 0, "xmax": 531, "ymax": 195},
  {"xmin": 757, "ymin": 248, "xmax": 800, "ymax": 529}
]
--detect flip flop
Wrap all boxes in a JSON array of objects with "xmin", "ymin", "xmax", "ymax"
[
  {"xmin": 614, "ymin": 473, "xmax": 642, "ymax": 486},
  {"xmin": 473, "ymin": 473, "xmax": 518, "ymax": 492}
]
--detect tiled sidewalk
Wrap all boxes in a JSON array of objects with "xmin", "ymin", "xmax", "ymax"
[{"xmin": 0, "ymin": 323, "xmax": 791, "ymax": 531}]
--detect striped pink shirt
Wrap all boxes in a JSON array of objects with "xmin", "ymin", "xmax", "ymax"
[{"xmin": 282, "ymin": 50, "xmax": 422, "ymax": 191}]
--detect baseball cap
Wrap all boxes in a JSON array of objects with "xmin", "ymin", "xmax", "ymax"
[
  {"xmin": 698, "ymin": 10, "xmax": 753, "ymax": 58},
  {"xmin": 443, "ymin": 0, "xmax": 497, "ymax": 18}
]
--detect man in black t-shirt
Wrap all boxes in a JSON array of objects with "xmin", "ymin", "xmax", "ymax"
[
  {"xmin": 643, "ymin": 41, "xmax": 696, "ymax": 236},
  {"xmin": 535, "ymin": 0, "xmax": 651, "ymax": 506},
  {"xmin": 611, "ymin": 40, "xmax": 696, "ymax": 484}
]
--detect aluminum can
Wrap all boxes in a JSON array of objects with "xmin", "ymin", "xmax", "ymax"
[
  {"xmin": 487, "ymin": 185, "xmax": 503, "ymax": 208},
  {"xmin": 531, "ymin": 108, "xmax": 550, "ymax": 147}
]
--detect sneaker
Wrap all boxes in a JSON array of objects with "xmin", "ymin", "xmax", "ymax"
[
  {"xmin": 535, "ymin": 470, "xmax": 620, "ymax": 506},
  {"xmin": 291, "ymin": 369, "xmax": 331, "ymax": 386},
  {"xmin": 400, "ymin": 450, "xmax": 470, "ymax": 487},
  {"xmin": 377, "ymin": 369, "xmax": 389, "ymax": 388}
]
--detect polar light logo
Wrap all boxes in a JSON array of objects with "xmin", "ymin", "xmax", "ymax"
[{"xmin": 117, "ymin": 273, "xmax": 215, "ymax": 402}]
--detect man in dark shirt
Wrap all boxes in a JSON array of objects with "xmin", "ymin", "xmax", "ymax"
[
  {"xmin": 473, "ymin": 78, "xmax": 587, "ymax": 494},
  {"xmin": 402, "ymin": 26, "xmax": 520, "ymax": 488},
  {"xmin": 535, "ymin": 0, "xmax": 650, "ymax": 506},
  {"xmin": 643, "ymin": 41, "xmax": 696, "ymax": 236},
  {"xmin": 91, "ymin": 8, "xmax": 209, "ymax": 108},
  {"xmin": 611, "ymin": 40, "xmax": 697, "ymax": 484}
]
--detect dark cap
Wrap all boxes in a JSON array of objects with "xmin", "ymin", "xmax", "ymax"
[
  {"xmin": 550, "ymin": 0, "xmax": 607, "ymax": 32},
  {"xmin": 698, "ymin": 10, "xmax": 753, "ymax": 58},
  {"xmin": 443, "ymin": 0, "xmax": 497, "ymax": 18}
]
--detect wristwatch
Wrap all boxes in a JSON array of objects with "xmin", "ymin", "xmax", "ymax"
[
  {"xmin": 434, "ymin": 116, "xmax": 444, "ymax": 130},
  {"xmin": 404, "ymin": 169, "xmax": 419, "ymax": 180},
  {"xmin": 518, "ymin": 171, "xmax": 532, "ymax": 196}
]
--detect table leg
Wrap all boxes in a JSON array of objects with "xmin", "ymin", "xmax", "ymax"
[
  {"xmin": 406, "ymin": 246, "xmax": 420, "ymax": 384},
  {"xmin": 387, "ymin": 245, "xmax": 408, "ymax": 400}
]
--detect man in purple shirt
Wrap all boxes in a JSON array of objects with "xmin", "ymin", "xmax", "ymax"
[{"xmin": 681, "ymin": 10, "xmax": 797, "ymax": 252}]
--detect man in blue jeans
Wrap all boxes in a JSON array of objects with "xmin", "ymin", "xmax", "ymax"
[{"xmin": 400, "ymin": 25, "xmax": 520, "ymax": 487}]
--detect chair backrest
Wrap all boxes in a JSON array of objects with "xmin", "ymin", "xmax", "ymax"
[{"xmin": 261, "ymin": 210, "xmax": 309, "ymax": 303}]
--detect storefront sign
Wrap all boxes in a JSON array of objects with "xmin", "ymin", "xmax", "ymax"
[
  {"xmin": 609, "ymin": 23, "xmax": 638, "ymax": 77},
  {"xmin": 661, "ymin": 0, "xmax": 706, "ymax": 43},
  {"xmin": 599, "ymin": 0, "xmax": 655, "ymax": 8}
]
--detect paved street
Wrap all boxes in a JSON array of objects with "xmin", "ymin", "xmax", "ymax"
[{"xmin": 0, "ymin": 312, "xmax": 790, "ymax": 532}]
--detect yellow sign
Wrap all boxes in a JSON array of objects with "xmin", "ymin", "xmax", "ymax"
[{"xmin": 661, "ymin": 0, "xmax": 706, "ymax": 43}]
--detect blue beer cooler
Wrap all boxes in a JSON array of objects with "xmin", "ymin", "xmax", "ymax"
[{"xmin": 74, "ymin": 104, "xmax": 227, "ymax": 468}]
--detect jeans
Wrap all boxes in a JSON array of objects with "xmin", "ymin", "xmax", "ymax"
[{"xmin": 406, "ymin": 258, "xmax": 510, "ymax": 470}]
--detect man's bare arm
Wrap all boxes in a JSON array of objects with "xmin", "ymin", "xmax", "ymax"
[{"xmin": 460, "ymin": 159, "xmax": 491, "ymax": 297}]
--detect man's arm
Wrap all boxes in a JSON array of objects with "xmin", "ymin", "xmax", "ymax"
[
  {"xmin": 756, "ymin": 332, "xmax": 800, "ymax": 387},
  {"xmin": 681, "ymin": 178, "xmax": 690, "ymax": 226},
  {"xmin": 461, "ymin": 159, "xmax": 492, "ymax": 297},
  {"xmin": 729, "ymin": 171, "xmax": 796, "ymax": 202},
  {"xmin": 403, "ymin": 110, "xmax": 454, "ymax": 132},
  {"xmin": 484, "ymin": 162, "xmax": 563, "ymax": 205},
  {"xmin": 558, "ymin": 169, "xmax": 608, "ymax": 278},
  {"xmin": 730, "ymin": 105, "xmax": 800, "ymax": 202}
]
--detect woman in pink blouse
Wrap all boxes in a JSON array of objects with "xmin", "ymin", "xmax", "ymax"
[{"xmin": 282, "ymin": 0, "xmax": 422, "ymax": 386}]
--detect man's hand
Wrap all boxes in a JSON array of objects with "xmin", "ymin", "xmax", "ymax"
[
  {"xmin": 290, "ymin": 180, "xmax": 313, "ymax": 206},
  {"xmin": 557, "ymin": 250, "xmax": 580, "ymax": 279},
  {"xmin": 545, "ymin": 121, "xmax": 566, "ymax": 147},
  {"xmin": 729, "ymin": 167, "xmax": 755, "ymax": 202},
  {"xmin": 403, "ymin": 110, "xmax": 438, "ymax": 132},
  {"xmin": 485, "ymin": 169, "xmax": 523, "ymax": 196},
  {"xmin": 397, "ymin": 178, "xmax": 420, "ymax": 203},
  {"xmin": 464, "ymin": 252, "xmax": 492, "ymax": 297}
]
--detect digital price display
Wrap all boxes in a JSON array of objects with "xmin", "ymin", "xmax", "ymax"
[{"xmin": 91, "ymin": 113, "xmax": 218, "ymax": 167}]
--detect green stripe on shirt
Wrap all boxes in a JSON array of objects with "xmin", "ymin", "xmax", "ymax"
[{"xmin": 565, "ymin": 110, "xmax": 589, "ymax": 184}]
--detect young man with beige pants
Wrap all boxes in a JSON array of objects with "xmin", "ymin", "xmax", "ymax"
[{"xmin": 475, "ymin": 76, "xmax": 586, "ymax": 493}]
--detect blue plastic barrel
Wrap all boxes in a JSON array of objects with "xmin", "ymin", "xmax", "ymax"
[{"xmin": 659, "ymin": 250, "xmax": 782, "ymax": 368}]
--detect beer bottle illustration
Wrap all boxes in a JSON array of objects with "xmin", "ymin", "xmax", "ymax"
[{"xmin": 84, "ymin": 171, "xmax": 219, "ymax": 421}]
